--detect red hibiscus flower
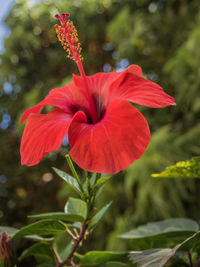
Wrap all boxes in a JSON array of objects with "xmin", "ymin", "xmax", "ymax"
[{"xmin": 20, "ymin": 13, "xmax": 175, "ymax": 174}]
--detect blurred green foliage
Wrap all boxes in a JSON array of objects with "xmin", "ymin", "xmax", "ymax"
[{"xmin": 0, "ymin": 0, "xmax": 200, "ymax": 265}]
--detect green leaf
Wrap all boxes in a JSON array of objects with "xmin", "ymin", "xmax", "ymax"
[
  {"xmin": 152, "ymin": 157, "xmax": 200, "ymax": 178},
  {"xmin": 0, "ymin": 226, "xmax": 18, "ymax": 237},
  {"xmin": 80, "ymin": 251, "xmax": 128, "ymax": 266},
  {"xmin": 129, "ymin": 247, "xmax": 178, "ymax": 267},
  {"xmin": 12, "ymin": 220, "xmax": 67, "ymax": 239},
  {"xmin": 29, "ymin": 211, "xmax": 84, "ymax": 223},
  {"xmin": 105, "ymin": 262, "xmax": 127, "ymax": 267},
  {"xmin": 53, "ymin": 231, "xmax": 74, "ymax": 261},
  {"xmin": 25, "ymin": 235, "xmax": 54, "ymax": 242},
  {"xmin": 19, "ymin": 243, "xmax": 55, "ymax": 263},
  {"xmin": 93, "ymin": 176, "xmax": 112, "ymax": 192},
  {"xmin": 120, "ymin": 218, "xmax": 199, "ymax": 250},
  {"xmin": 120, "ymin": 218, "xmax": 199, "ymax": 238},
  {"xmin": 129, "ymin": 231, "xmax": 200, "ymax": 267},
  {"xmin": 55, "ymin": 242, "xmax": 73, "ymax": 261},
  {"xmin": 64, "ymin": 197, "xmax": 87, "ymax": 223},
  {"xmin": 53, "ymin": 167, "xmax": 82, "ymax": 195},
  {"xmin": 88, "ymin": 202, "xmax": 112, "ymax": 230},
  {"xmin": 0, "ymin": 226, "xmax": 54, "ymax": 241}
]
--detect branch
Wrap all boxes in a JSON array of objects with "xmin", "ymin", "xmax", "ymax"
[
  {"xmin": 188, "ymin": 250, "xmax": 194, "ymax": 267},
  {"xmin": 56, "ymin": 223, "xmax": 89, "ymax": 267},
  {"xmin": 51, "ymin": 245, "xmax": 62, "ymax": 265}
]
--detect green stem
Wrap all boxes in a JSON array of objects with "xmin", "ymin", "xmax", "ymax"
[
  {"xmin": 51, "ymin": 245, "xmax": 62, "ymax": 264},
  {"xmin": 56, "ymin": 223, "xmax": 88, "ymax": 267},
  {"xmin": 56, "ymin": 198, "xmax": 93, "ymax": 266},
  {"xmin": 86, "ymin": 176, "xmax": 91, "ymax": 194},
  {"xmin": 65, "ymin": 154, "xmax": 83, "ymax": 193},
  {"xmin": 56, "ymin": 169, "xmax": 101, "ymax": 266},
  {"xmin": 188, "ymin": 250, "xmax": 194, "ymax": 267},
  {"xmin": 84, "ymin": 170, "xmax": 88, "ymax": 180}
]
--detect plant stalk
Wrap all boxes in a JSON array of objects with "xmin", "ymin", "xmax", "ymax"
[
  {"xmin": 56, "ymin": 223, "xmax": 88, "ymax": 267},
  {"xmin": 188, "ymin": 250, "xmax": 194, "ymax": 267},
  {"xmin": 56, "ymin": 159, "xmax": 99, "ymax": 266},
  {"xmin": 65, "ymin": 154, "xmax": 84, "ymax": 193}
]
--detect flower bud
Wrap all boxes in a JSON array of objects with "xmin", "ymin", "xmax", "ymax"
[{"xmin": 0, "ymin": 232, "xmax": 12, "ymax": 267}]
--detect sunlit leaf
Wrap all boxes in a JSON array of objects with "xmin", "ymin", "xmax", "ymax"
[{"xmin": 152, "ymin": 157, "xmax": 200, "ymax": 178}]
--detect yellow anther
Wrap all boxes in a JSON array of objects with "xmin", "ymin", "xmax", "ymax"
[{"xmin": 54, "ymin": 13, "xmax": 83, "ymax": 62}]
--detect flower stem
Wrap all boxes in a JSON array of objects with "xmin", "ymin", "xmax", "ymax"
[{"xmin": 65, "ymin": 154, "xmax": 83, "ymax": 193}]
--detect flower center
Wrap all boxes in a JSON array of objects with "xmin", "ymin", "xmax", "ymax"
[
  {"xmin": 54, "ymin": 13, "xmax": 99, "ymax": 124},
  {"xmin": 69, "ymin": 93, "xmax": 106, "ymax": 124}
]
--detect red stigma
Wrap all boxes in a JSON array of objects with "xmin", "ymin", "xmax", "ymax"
[
  {"xmin": 54, "ymin": 13, "xmax": 83, "ymax": 62},
  {"xmin": 55, "ymin": 13, "xmax": 70, "ymax": 25}
]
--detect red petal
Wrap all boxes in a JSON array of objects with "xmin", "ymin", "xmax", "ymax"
[
  {"xmin": 20, "ymin": 108, "xmax": 73, "ymax": 166},
  {"xmin": 108, "ymin": 67, "xmax": 176, "ymax": 108},
  {"xmin": 68, "ymin": 99, "xmax": 150, "ymax": 174},
  {"xmin": 73, "ymin": 65, "xmax": 142, "ymax": 106},
  {"xmin": 74, "ymin": 64, "xmax": 175, "ymax": 108},
  {"xmin": 20, "ymin": 81, "xmax": 89, "ymax": 123},
  {"xmin": 125, "ymin": 65, "xmax": 143, "ymax": 76}
]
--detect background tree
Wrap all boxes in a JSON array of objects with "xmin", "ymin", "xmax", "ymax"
[{"xmin": 0, "ymin": 0, "xmax": 200, "ymax": 264}]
